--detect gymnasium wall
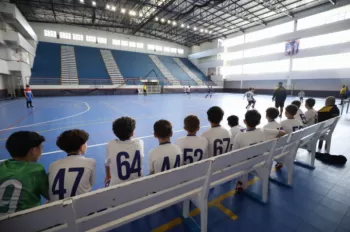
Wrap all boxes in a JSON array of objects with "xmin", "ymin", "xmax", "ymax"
[{"xmin": 0, "ymin": 75, "xmax": 7, "ymax": 98}]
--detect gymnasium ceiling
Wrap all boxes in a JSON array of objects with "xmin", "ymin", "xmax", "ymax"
[{"xmin": 11, "ymin": 0, "xmax": 337, "ymax": 47}]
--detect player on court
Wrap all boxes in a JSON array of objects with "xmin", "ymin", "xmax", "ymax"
[
  {"xmin": 176, "ymin": 115, "xmax": 208, "ymax": 164},
  {"xmin": 201, "ymin": 106, "xmax": 232, "ymax": 157},
  {"xmin": 298, "ymin": 90, "xmax": 305, "ymax": 103},
  {"xmin": 48, "ymin": 129, "xmax": 96, "ymax": 201},
  {"xmin": 273, "ymin": 82, "xmax": 287, "ymax": 117},
  {"xmin": 280, "ymin": 105, "xmax": 303, "ymax": 134},
  {"xmin": 244, "ymin": 88, "xmax": 256, "ymax": 110},
  {"xmin": 24, "ymin": 85, "xmax": 34, "ymax": 108},
  {"xmin": 205, "ymin": 85, "xmax": 213, "ymax": 98},
  {"xmin": 0, "ymin": 131, "xmax": 48, "ymax": 214},
  {"xmin": 232, "ymin": 110, "xmax": 285, "ymax": 191},
  {"xmin": 148, "ymin": 120, "xmax": 183, "ymax": 174},
  {"xmin": 105, "ymin": 117, "xmax": 144, "ymax": 186}
]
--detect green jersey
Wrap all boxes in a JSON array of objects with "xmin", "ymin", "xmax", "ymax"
[{"xmin": 0, "ymin": 159, "xmax": 49, "ymax": 214}]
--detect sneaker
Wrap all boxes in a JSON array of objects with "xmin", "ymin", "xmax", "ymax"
[
  {"xmin": 279, "ymin": 114, "xmax": 282, "ymax": 118},
  {"xmin": 275, "ymin": 163, "xmax": 283, "ymax": 170},
  {"xmin": 235, "ymin": 181, "xmax": 244, "ymax": 193}
]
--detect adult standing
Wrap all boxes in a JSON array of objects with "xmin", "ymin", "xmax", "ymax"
[
  {"xmin": 339, "ymin": 85, "xmax": 346, "ymax": 105},
  {"xmin": 272, "ymin": 82, "xmax": 287, "ymax": 117}
]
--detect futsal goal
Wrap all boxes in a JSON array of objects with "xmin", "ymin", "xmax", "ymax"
[{"xmin": 139, "ymin": 79, "xmax": 161, "ymax": 94}]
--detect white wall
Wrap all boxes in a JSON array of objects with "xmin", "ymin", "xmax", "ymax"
[
  {"xmin": 0, "ymin": 75, "xmax": 4, "ymax": 89},
  {"xmin": 30, "ymin": 23, "xmax": 189, "ymax": 57}
]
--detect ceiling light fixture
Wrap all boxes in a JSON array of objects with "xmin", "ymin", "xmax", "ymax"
[
  {"xmin": 139, "ymin": 13, "xmax": 143, "ymax": 17},
  {"xmin": 80, "ymin": 0, "xmax": 84, "ymax": 3},
  {"xmin": 167, "ymin": 20, "xmax": 171, "ymax": 24},
  {"xmin": 161, "ymin": 18, "xmax": 165, "ymax": 23},
  {"xmin": 106, "ymin": 4, "xmax": 110, "ymax": 9},
  {"xmin": 200, "ymin": 29, "xmax": 203, "ymax": 32},
  {"xmin": 155, "ymin": 17, "xmax": 159, "ymax": 21},
  {"xmin": 111, "ymin": 6, "xmax": 116, "ymax": 11},
  {"xmin": 194, "ymin": 27, "xmax": 197, "ymax": 31},
  {"xmin": 172, "ymin": 21, "xmax": 177, "ymax": 26},
  {"xmin": 92, "ymin": 1, "xmax": 96, "ymax": 6},
  {"xmin": 187, "ymin": 25, "xmax": 190, "ymax": 29},
  {"xmin": 181, "ymin": 24, "xmax": 184, "ymax": 28},
  {"xmin": 121, "ymin": 8, "xmax": 126, "ymax": 14},
  {"xmin": 129, "ymin": 10, "xmax": 136, "ymax": 16}
]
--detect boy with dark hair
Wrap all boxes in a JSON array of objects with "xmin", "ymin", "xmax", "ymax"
[
  {"xmin": 264, "ymin": 107, "xmax": 281, "ymax": 130},
  {"xmin": 232, "ymin": 110, "xmax": 284, "ymax": 191},
  {"xmin": 280, "ymin": 105, "xmax": 303, "ymax": 134},
  {"xmin": 176, "ymin": 115, "xmax": 208, "ymax": 164},
  {"xmin": 304, "ymin": 98, "xmax": 317, "ymax": 127},
  {"xmin": 24, "ymin": 84, "xmax": 34, "ymax": 108},
  {"xmin": 291, "ymin": 100, "xmax": 307, "ymax": 125},
  {"xmin": 227, "ymin": 115, "xmax": 244, "ymax": 139},
  {"xmin": 201, "ymin": 106, "xmax": 232, "ymax": 157},
  {"xmin": 105, "ymin": 117, "xmax": 144, "ymax": 186},
  {"xmin": 148, "ymin": 120, "xmax": 182, "ymax": 174},
  {"xmin": 243, "ymin": 87, "xmax": 256, "ymax": 110},
  {"xmin": 48, "ymin": 129, "xmax": 95, "ymax": 201},
  {"xmin": 0, "ymin": 131, "xmax": 48, "ymax": 213}
]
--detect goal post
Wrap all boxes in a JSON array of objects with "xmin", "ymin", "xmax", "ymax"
[{"xmin": 140, "ymin": 79, "xmax": 161, "ymax": 94}]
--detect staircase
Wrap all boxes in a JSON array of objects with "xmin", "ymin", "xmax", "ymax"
[
  {"xmin": 149, "ymin": 55, "xmax": 180, "ymax": 85},
  {"xmin": 61, "ymin": 46, "xmax": 78, "ymax": 85},
  {"xmin": 100, "ymin": 49, "xmax": 125, "ymax": 85},
  {"xmin": 173, "ymin": 58, "xmax": 204, "ymax": 85}
]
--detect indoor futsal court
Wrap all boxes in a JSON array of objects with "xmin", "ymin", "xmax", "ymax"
[{"xmin": 1, "ymin": 93, "xmax": 350, "ymax": 232}]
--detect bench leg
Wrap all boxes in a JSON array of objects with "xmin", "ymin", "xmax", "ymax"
[
  {"xmin": 182, "ymin": 200, "xmax": 190, "ymax": 218},
  {"xmin": 200, "ymin": 202, "xmax": 208, "ymax": 232}
]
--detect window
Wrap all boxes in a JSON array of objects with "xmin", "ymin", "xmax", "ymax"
[
  {"xmin": 293, "ymin": 53, "xmax": 350, "ymax": 71},
  {"xmin": 242, "ymin": 60, "xmax": 289, "ymax": 74},
  {"xmin": 97, "ymin": 37, "xmax": 107, "ymax": 44},
  {"xmin": 164, "ymin": 47, "xmax": 170, "ymax": 52},
  {"xmin": 300, "ymin": 30, "xmax": 350, "ymax": 50},
  {"xmin": 86, "ymin": 35, "xmax": 96, "ymax": 42},
  {"xmin": 129, "ymin": 42, "xmax": 136, "ymax": 47},
  {"xmin": 245, "ymin": 21, "xmax": 294, "ymax": 43},
  {"xmin": 298, "ymin": 5, "xmax": 350, "ymax": 31},
  {"xmin": 121, "ymin": 41, "xmax": 128, "ymax": 47},
  {"xmin": 59, "ymin": 32, "xmax": 71, "ymax": 40},
  {"xmin": 221, "ymin": 65, "xmax": 242, "ymax": 75},
  {"xmin": 224, "ymin": 35, "xmax": 244, "ymax": 47},
  {"xmin": 72, "ymin": 34, "xmax": 83, "ymax": 41},
  {"xmin": 136, "ymin": 42, "xmax": 144, "ymax": 48},
  {"xmin": 44, "ymin": 30, "xmax": 56, "ymax": 38},
  {"xmin": 112, "ymin": 39, "xmax": 120, "ymax": 46},
  {"xmin": 244, "ymin": 43, "xmax": 285, "ymax": 58},
  {"xmin": 224, "ymin": 51, "xmax": 243, "ymax": 61},
  {"xmin": 155, "ymin": 45, "xmax": 163, "ymax": 52},
  {"xmin": 148, "ymin": 44, "xmax": 155, "ymax": 50},
  {"xmin": 170, "ymin": 48, "xmax": 177, "ymax": 53},
  {"xmin": 178, "ymin": 49, "xmax": 184, "ymax": 54}
]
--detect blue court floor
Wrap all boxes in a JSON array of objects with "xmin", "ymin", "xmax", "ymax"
[{"xmin": 1, "ymin": 93, "xmax": 350, "ymax": 232}]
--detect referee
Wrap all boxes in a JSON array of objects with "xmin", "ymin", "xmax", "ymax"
[{"xmin": 272, "ymin": 82, "xmax": 287, "ymax": 117}]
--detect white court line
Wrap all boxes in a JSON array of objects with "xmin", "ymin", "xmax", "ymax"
[
  {"xmin": 0, "ymin": 100, "xmax": 91, "ymax": 132},
  {"xmin": 0, "ymin": 100, "xmax": 20, "ymax": 108},
  {"xmin": 0, "ymin": 125, "xmax": 210, "ymax": 162}
]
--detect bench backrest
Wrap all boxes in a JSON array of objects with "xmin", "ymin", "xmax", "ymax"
[
  {"xmin": 272, "ymin": 130, "xmax": 304, "ymax": 163},
  {"xmin": 320, "ymin": 116, "xmax": 340, "ymax": 136},
  {"xmin": 210, "ymin": 139, "xmax": 277, "ymax": 188},
  {"xmin": 0, "ymin": 199, "xmax": 76, "ymax": 232},
  {"xmin": 300, "ymin": 122, "xmax": 323, "ymax": 147},
  {"xmin": 73, "ymin": 160, "xmax": 212, "ymax": 232}
]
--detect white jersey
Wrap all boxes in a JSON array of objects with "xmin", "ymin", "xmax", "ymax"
[
  {"xmin": 148, "ymin": 143, "xmax": 183, "ymax": 174},
  {"xmin": 281, "ymin": 119, "xmax": 303, "ymax": 134},
  {"xmin": 295, "ymin": 108, "xmax": 307, "ymax": 125},
  {"xmin": 298, "ymin": 92, "xmax": 305, "ymax": 97},
  {"xmin": 175, "ymin": 135, "xmax": 208, "ymax": 164},
  {"xmin": 230, "ymin": 125, "xmax": 244, "ymax": 140},
  {"xmin": 105, "ymin": 139, "xmax": 144, "ymax": 186},
  {"xmin": 304, "ymin": 109, "xmax": 318, "ymax": 127},
  {"xmin": 244, "ymin": 91, "xmax": 255, "ymax": 101},
  {"xmin": 201, "ymin": 126, "xmax": 232, "ymax": 157},
  {"xmin": 232, "ymin": 128, "xmax": 280, "ymax": 150},
  {"xmin": 263, "ymin": 121, "xmax": 282, "ymax": 130},
  {"xmin": 48, "ymin": 155, "xmax": 96, "ymax": 201}
]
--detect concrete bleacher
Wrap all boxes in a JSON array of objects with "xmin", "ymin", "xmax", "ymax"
[
  {"xmin": 74, "ymin": 46, "xmax": 112, "ymax": 85},
  {"xmin": 180, "ymin": 58, "xmax": 208, "ymax": 81},
  {"xmin": 158, "ymin": 55, "xmax": 196, "ymax": 85},
  {"xmin": 112, "ymin": 50, "xmax": 164, "ymax": 85},
  {"xmin": 30, "ymin": 42, "xmax": 61, "ymax": 85},
  {"xmin": 0, "ymin": 117, "xmax": 341, "ymax": 232}
]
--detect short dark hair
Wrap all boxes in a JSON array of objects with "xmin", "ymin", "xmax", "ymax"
[
  {"xmin": 305, "ymin": 98, "xmax": 316, "ymax": 108},
  {"xmin": 6, "ymin": 131, "xmax": 45, "ymax": 158},
  {"xmin": 112, "ymin": 117, "xmax": 136, "ymax": 141},
  {"xmin": 184, "ymin": 115, "xmax": 200, "ymax": 133},
  {"xmin": 154, "ymin": 120, "xmax": 172, "ymax": 139},
  {"xmin": 207, "ymin": 106, "xmax": 224, "ymax": 124},
  {"xmin": 26, "ymin": 84, "xmax": 30, "ymax": 88},
  {"xmin": 285, "ymin": 105, "xmax": 298, "ymax": 116},
  {"xmin": 56, "ymin": 129, "xmax": 89, "ymax": 154},
  {"xmin": 227, "ymin": 115, "xmax": 239, "ymax": 127},
  {"xmin": 266, "ymin": 107, "xmax": 279, "ymax": 120},
  {"xmin": 249, "ymin": 87, "xmax": 252, "ymax": 91},
  {"xmin": 291, "ymin": 100, "xmax": 301, "ymax": 108},
  {"xmin": 245, "ymin": 110, "xmax": 261, "ymax": 127}
]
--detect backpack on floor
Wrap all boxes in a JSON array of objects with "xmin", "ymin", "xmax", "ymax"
[{"xmin": 315, "ymin": 152, "xmax": 347, "ymax": 165}]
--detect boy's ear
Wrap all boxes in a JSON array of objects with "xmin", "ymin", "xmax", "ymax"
[
  {"xmin": 131, "ymin": 131, "xmax": 134, "ymax": 137},
  {"xmin": 154, "ymin": 133, "xmax": 157, "ymax": 138},
  {"xmin": 170, "ymin": 131, "xmax": 173, "ymax": 137},
  {"xmin": 243, "ymin": 119, "xmax": 247, "ymax": 125}
]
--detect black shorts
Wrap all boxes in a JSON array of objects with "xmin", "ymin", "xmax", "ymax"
[
  {"xmin": 143, "ymin": 89, "xmax": 146, "ymax": 93},
  {"xmin": 248, "ymin": 100, "xmax": 255, "ymax": 104},
  {"xmin": 275, "ymin": 101, "xmax": 285, "ymax": 108}
]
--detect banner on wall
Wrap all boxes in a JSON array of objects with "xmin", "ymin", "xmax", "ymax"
[{"xmin": 285, "ymin": 40, "xmax": 300, "ymax": 56}]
